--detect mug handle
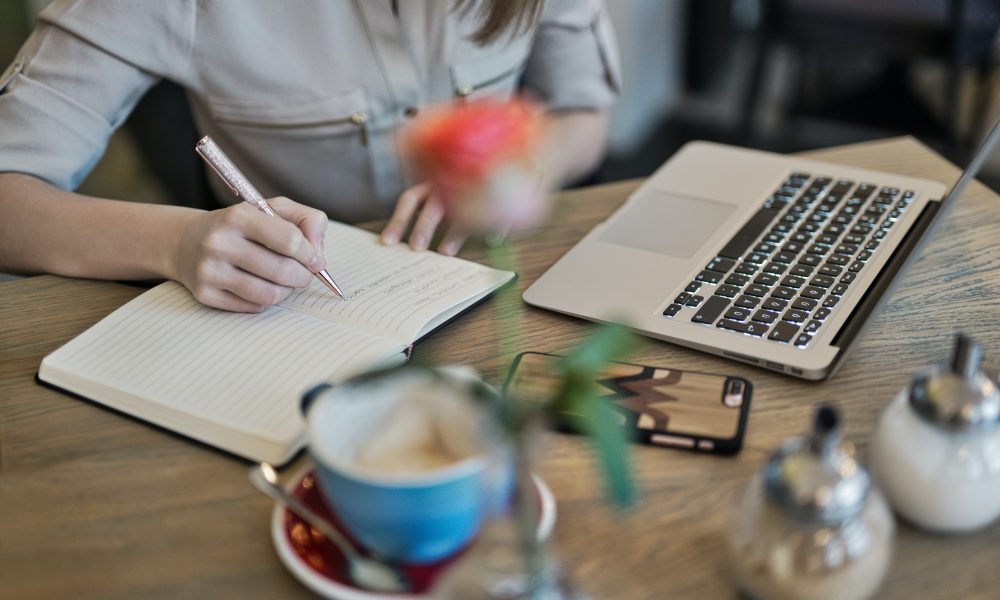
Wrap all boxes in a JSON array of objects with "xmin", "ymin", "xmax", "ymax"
[{"xmin": 300, "ymin": 382, "xmax": 334, "ymax": 417}]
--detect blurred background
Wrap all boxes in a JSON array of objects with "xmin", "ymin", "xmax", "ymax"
[{"xmin": 2, "ymin": 0, "xmax": 999, "ymax": 207}]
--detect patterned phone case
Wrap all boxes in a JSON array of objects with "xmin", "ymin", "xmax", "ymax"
[{"xmin": 503, "ymin": 352, "xmax": 752, "ymax": 454}]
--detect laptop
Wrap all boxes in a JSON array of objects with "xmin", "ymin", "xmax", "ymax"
[{"xmin": 524, "ymin": 121, "xmax": 1000, "ymax": 380}]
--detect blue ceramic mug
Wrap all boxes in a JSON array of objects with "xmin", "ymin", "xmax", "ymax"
[{"xmin": 301, "ymin": 366, "xmax": 512, "ymax": 564}]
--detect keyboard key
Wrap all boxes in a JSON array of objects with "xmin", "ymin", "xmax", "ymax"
[
  {"xmin": 799, "ymin": 254, "xmax": 822, "ymax": 267},
  {"xmin": 816, "ymin": 233, "xmax": 838, "ymax": 245},
  {"xmin": 791, "ymin": 297, "xmax": 819, "ymax": 311},
  {"xmin": 714, "ymin": 284, "xmax": 742, "ymax": 298},
  {"xmin": 753, "ymin": 309, "xmax": 779, "ymax": 324},
  {"xmin": 857, "ymin": 250, "xmax": 872, "ymax": 262},
  {"xmin": 735, "ymin": 262, "xmax": 759, "ymax": 275},
  {"xmin": 814, "ymin": 307, "xmax": 832, "ymax": 320},
  {"xmin": 735, "ymin": 295, "xmax": 761, "ymax": 309},
  {"xmin": 674, "ymin": 292, "xmax": 692, "ymax": 305},
  {"xmin": 790, "ymin": 231, "xmax": 813, "ymax": 243},
  {"xmin": 822, "ymin": 295, "xmax": 840, "ymax": 308},
  {"xmin": 686, "ymin": 295, "xmax": 705, "ymax": 307},
  {"xmin": 800, "ymin": 286, "xmax": 825, "ymax": 300},
  {"xmin": 826, "ymin": 255, "xmax": 850, "ymax": 266},
  {"xmin": 809, "ymin": 275, "xmax": 835, "ymax": 288},
  {"xmin": 754, "ymin": 242, "xmax": 777, "ymax": 254},
  {"xmin": 823, "ymin": 224, "xmax": 845, "ymax": 235},
  {"xmin": 685, "ymin": 281, "xmax": 702, "ymax": 293},
  {"xmin": 783, "ymin": 309, "xmax": 809, "ymax": 323},
  {"xmin": 725, "ymin": 273, "xmax": 750, "ymax": 286},
  {"xmin": 790, "ymin": 264, "xmax": 814, "ymax": 277},
  {"xmin": 843, "ymin": 234, "xmax": 865, "ymax": 245},
  {"xmin": 831, "ymin": 283, "xmax": 850, "ymax": 296},
  {"xmin": 746, "ymin": 252, "xmax": 769, "ymax": 264},
  {"xmin": 745, "ymin": 284, "xmax": 769, "ymax": 297},
  {"xmin": 803, "ymin": 320, "xmax": 823, "ymax": 334},
  {"xmin": 773, "ymin": 252, "xmax": 797, "ymax": 264},
  {"xmin": 764, "ymin": 262, "xmax": 788, "ymax": 275},
  {"xmin": 835, "ymin": 243, "xmax": 859, "ymax": 255},
  {"xmin": 768, "ymin": 321, "xmax": 799, "ymax": 343},
  {"xmin": 794, "ymin": 333, "xmax": 813, "ymax": 347},
  {"xmin": 663, "ymin": 303, "xmax": 682, "ymax": 317},
  {"xmin": 692, "ymin": 296, "xmax": 730, "ymax": 324},
  {"xmin": 819, "ymin": 264, "xmax": 843, "ymax": 277},
  {"xmin": 782, "ymin": 242, "xmax": 806, "ymax": 254},
  {"xmin": 724, "ymin": 307, "xmax": 752, "ymax": 321},
  {"xmin": 696, "ymin": 270, "xmax": 723, "ymax": 284},
  {"xmin": 718, "ymin": 208, "xmax": 783, "ymax": 259},
  {"xmin": 807, "ymin": 244, "xmax": 830, "ymax": 256},
  {"xmin": 754, "ymin": 273, "xmax": 780, "ymax": 286},
  {"xmin": 848, "ymin": 261, "xmax": 865, "ymax": 273},
  {"xmin": 718, "ymin": 319, "xmax": 769, "ymax": 337},
  {"xmin": 780, "ymin": 275, "xmax": 806, "ymax": 288},
  {"xmin": 873, "ymin": 229, "xmax": 888, "ymax": 240},
  {"xmin": 706, "ymin": 257, "xmax": 736, "ymax": 273},
  {"xmin": 762, "ymin": 297, "xmax": 788, "ymax": 312},
  {"xmin": 840, "ymin": 272, "xmax": 857, "ymax": 284},
  {"xmin": 772, "ymin": 286, "xmax": 796, "ymax": 300}
]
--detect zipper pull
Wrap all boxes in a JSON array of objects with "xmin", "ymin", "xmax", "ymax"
[{"xmin": 350, "ymin": 112, "xmax": 369, "ymax": 147}]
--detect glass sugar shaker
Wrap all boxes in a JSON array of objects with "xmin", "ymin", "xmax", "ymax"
[
  {"xmin": 871, "ymin": 333, "xmax": 1000, "ymax": 532},
  {"xmin": 729, "ymin": 406, "xmax": 894, "ymax": 600}
]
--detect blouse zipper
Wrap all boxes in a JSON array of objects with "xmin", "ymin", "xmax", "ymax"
[
  {"xmin": 216, "ymin": 111, "xmax": 369, "ymax": 146},
  {"xmin": 455, "ymin": 63, "xmax": 524, "ymax": 98}
]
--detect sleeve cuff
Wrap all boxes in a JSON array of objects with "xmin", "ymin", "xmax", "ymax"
[
  {"xmin": 521, "ymin": 5, "xmax": 622, "ymax": 112},
  {"xmin": 0, "ymin": 72, "xmax": 111, "ymax": 190}
]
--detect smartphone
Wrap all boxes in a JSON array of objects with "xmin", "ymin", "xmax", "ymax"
[{"xmin": 503, "ymin": 352, "xmax": 752, "ymax": 455}]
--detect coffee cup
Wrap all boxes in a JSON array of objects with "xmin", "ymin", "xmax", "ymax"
[{"xmin": 301, "ymin": 366, "xmax": 513, "ymax": 564}]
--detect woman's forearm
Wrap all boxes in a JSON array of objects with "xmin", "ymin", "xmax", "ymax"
[
  {"xmin": 540, "ymin": 109, "xmax": 610, "ymax": 188},
  {"xmin": 0, "ymin": 172, "xmax": 199, "ymax": 281}
]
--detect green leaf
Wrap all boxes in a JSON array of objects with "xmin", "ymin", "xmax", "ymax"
[{"xmin": 553, "ymin": 323, "xmax": 639, "ymax": 508}]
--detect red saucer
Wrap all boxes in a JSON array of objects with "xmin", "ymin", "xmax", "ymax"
[{"xmin": 270, "ymin": 466, "xmax": 556, "ymax": 600}]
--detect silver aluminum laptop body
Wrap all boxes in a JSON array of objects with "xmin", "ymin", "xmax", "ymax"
[{"xmin": 524, "ymin": 127, "xmax": 1000, "ymax": 380}]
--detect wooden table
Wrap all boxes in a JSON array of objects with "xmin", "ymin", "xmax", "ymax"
[{"xmin": 2, "ymin": 137, "xmax": 998, "ymax": 599}]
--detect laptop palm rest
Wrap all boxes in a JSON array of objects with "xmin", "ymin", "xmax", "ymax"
[{"xmin": 599, "ymin": 191, "xmax": 738, "ymax": 259}]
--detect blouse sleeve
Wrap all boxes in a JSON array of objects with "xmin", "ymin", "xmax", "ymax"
[
  {"xmin": 0, "ymin": 0, "xmax": 195, "ymax": 190},
  {"xmin": 520, "ymin": 0, "xmax": 622, "ymax": 111}
]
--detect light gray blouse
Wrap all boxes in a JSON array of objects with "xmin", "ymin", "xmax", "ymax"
[{"xmin": 0, "ymin": 0, "xmax": 621, "ymax": 223}]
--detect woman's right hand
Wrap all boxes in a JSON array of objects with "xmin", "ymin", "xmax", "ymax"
[{"xmin": 172, "ymin": 197, "xmax": 329, "ymax": 312}]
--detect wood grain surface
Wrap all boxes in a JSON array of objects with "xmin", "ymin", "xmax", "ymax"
[{"xmin": 2, "ymin": 137, "xmax": 998, "ymax": 599}]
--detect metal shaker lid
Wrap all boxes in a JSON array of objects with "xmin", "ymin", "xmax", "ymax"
[
  {"xmin": 910, "ymin": 334, "xmax": 1000, "ymax": 431},
  {"xmin": 764, "ymin": 406, "xmax": 870, "ymax": 523}
]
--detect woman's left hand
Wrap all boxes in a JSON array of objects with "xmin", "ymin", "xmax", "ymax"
[{"xmin": 379, "ymin": 182, "xmax": 470, "ymax": 256}]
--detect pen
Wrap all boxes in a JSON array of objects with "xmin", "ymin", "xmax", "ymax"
[{"xmin": 195, "ymin": 136, "xmax": 345, "ymax": 299}]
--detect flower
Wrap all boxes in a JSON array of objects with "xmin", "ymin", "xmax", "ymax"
[{"xmin": 402, "ymin": 97, "xmax": 548, "ymax": 231}]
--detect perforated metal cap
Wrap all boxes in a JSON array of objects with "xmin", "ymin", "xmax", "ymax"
[
  {"xmin": 910, "ymin": 334, "xmax": 1000, "ymax": 431},
  {"xmin": 764, "ymin": 406, "xmax": 871, "ymax": 523}
]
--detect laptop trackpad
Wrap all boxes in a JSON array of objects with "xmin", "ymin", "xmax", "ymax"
[{"xmin": 600, "ymin": 192, "xmax": 738, "ymax": 259}]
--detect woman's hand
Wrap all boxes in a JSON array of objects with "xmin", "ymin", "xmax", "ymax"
[
  {"xmin": 379, "ymin": 183, "xmax": 470, "ymax": 256},
  {"xmin": 173, "ymin": 197, "xmax": 328, "ymax": 312}
]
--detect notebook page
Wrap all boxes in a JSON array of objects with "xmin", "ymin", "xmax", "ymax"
[
  {"xmin": 284, "ymin": 221, "xmax": 513, "ymax": 343},
  {"xmin": 42, "ymin": 282, "xmax": 404, "ymax": 449}
]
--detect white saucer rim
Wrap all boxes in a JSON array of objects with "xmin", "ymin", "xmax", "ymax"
[{"xmin": 269, "ymin": 463, "xmax": 557, "ymax": 600}]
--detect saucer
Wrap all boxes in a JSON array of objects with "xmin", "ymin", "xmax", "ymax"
[{"xmin": 270, "ymin": 464, "xmax": 556, "ymax": 599}]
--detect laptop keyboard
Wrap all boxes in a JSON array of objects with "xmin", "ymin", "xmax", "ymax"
[{"xmin": 662, "ymin": 173, "xmax": 915, "ymax": 348}]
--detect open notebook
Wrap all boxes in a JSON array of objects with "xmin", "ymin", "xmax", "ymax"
[{"xmin": 39, "ymin": 221, "xmax": 514, "ymax": 464}]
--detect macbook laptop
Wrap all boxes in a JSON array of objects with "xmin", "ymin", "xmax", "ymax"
[{"xmin": 524, "ymin": 121, "xmax": 1000, "ymax": 380}]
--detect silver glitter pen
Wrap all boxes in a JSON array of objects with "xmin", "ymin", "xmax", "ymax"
[{"xmin": 195, "ymin": 136, "xmax": 344, "ymax": 299}]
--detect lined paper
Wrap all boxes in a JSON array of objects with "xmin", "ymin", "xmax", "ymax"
[
  {"xmin": 45, "ymin": 282, "xmax": 403, "ymax": 447},
  {"xmin": 283, "ymin": 222, "xmax": 514, "ymax": 342},
  {"xmin": 39, "ymin": 221, "xmax": 512, "ymax": 462}
]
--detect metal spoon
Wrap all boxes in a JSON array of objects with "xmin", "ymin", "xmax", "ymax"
[{"xmin": 249, "ymin": 462, "xmax": 409, "ymax": 593}]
